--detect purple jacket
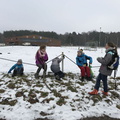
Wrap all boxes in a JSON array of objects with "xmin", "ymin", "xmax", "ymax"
[{"xmin": 35, "ymin": 51, "xmax": 48, "ymax": 65}]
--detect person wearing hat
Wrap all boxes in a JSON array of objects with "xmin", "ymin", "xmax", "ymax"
[
  {"xmin": 8, "ymin": 59, "xmax": 24, "ymax": 77},
  {"xmin": 76, "ymin": 50, "xmax": 93, "ymax": 81}
]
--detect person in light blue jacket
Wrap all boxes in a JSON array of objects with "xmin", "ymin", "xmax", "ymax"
[
  {"xmin": 8, "ymin": 59, "xmax": 24, "ymax": 77},
  {"xmin": 76, "ymin": 49, "xmax": 93, "ymax": 81}
]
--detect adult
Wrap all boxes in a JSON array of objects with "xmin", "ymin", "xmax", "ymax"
[{"xmin": 89, "ymin": 42, "xmax": 118, "ymax": 95}]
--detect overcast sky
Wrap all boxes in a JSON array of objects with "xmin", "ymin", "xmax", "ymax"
[{"xmin": 0, "ymin": 0, "xmax": 120, "ymax": 34}]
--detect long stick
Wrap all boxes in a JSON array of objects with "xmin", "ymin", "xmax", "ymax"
[
  {"xmin": 114, "ymin": 70, "xmax": 117, "ymax": 90},
  {"xmin": 62, "ymin": 52, "xmax": 64, "ymax": 72}
]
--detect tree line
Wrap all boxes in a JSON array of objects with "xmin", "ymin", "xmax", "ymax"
[{"xmin": 0, "ymin": 30, "xmax": 120, "ymax": 47}]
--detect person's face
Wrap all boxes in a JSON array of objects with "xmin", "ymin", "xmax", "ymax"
[
  {"xmin": 105, "ymin": 44, "xmax": 110, "ymax": 49},
  {"xmin": 41, "ymin": 48, "xmax": 46, "ymax": 53},
  {"xmin": 17, "ymin": 61, "xmax": 22, "ymax": 65},
  {"xmin": 77, "ymin": 51, "xmax": 81, "ymax": 56}
]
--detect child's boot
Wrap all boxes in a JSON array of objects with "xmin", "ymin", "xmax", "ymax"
[
  {"xmin": 34, "ymin": 73, "xmax": 39, "ymax": 79},
  {"xmin": 55, "ymin": 75, "xmax": 61, "ymax": 81},
  {"xmin": 88, "ymin": 89, "xmax": 98, "ymax": 95},
  {"xmin": 86, "ymin": 77, "xmax": 93, "ymax": 81},
  {"xmin": 81, "ymin": 76, "xmax": 85, "ymax": 81}
]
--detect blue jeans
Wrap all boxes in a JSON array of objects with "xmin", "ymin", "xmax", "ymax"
[{"xmin": 95, "ymin": 73, "xmax": 108, "ymax": 92}]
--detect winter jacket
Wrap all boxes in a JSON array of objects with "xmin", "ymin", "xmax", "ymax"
[
  {"xmin": 76, "ymin": 53, "xmax": 92, "ymax": 67},
  {"xmin": 8, "ymin": 64, "xmax": 24, "ymax": 73},
  {"xmin": 51, "ymin": 56, "xmax": 64, "ymax": 73},
  {"xmin": 97, "ymin": 47, "xmax": 115, "ymax": 76},
  {"xmin": 35, "ymin": 50, "xmax": 48, "ymax": 65}
]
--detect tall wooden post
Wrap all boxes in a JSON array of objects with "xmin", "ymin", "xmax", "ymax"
[{"xmin": 62, "ymin": 52, "xmax": 64, "ymax": 72}]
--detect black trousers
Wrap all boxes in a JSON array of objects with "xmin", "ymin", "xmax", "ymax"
[
  {"xmin": 55, "ymin": 71, "xmax": 65, "ymax": 78},
  {"xmin": 12, "ymin": 68, "xmax": 24, "ymax": 77},
  {"xmin": 36, "ymin": 63, "xmax": 47, "ymax": 75}
]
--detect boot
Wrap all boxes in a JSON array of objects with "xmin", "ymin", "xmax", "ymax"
[
  {"xmin": 81, "ymin": 76, "xmax": 85, "ymax": 81},
  {"xmin": 34, "ymin": 73, "xmax": 39, "ymax": 79},
  {"xmin": 102, "ymin": 91, "xmax": 108, "ymax": 96},
  {"xmin": 43, "ymin": 71, "xmax": 46, "ymax": 78},
  {"xmin": 88, "ymin": 89, "xmax": 98, "ymax": 95},
  {"xmin": 55, "ymin": 75, "xmax": 61, "ymax": 81},
  {"xmin": 86, "ymin": 77, "xmax": 93, "ymax": 81}
]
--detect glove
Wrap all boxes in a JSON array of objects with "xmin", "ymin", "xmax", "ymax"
[
  {"xmin": 97, "ymin": 57, "xmax": 102, "ymax": 59},
  {"xmin": 8, "ymin": 71, "xmax": 11, "ymax": 74},
  {"xmin": 83, "ymin": 64, "xmax": 86, "ymax": 67},
  {"xmin": 89, "ymin": 63, "xmax": 92, "ymax": 66},
  {"xmin": 62, "ymin": 55, "xmax": 65, "ymax": 59}
]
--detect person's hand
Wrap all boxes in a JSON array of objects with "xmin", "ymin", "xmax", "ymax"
[
  {"xmin": 89, "ymin": 63, "xmax": 92, "ymax": 66},
  {"xmin": 8, "ymin": 71, "xmax": 11, "ymax": 74},
  {"xmin": 83, "ymin": 64, "xmax": 86, "ymax": 67},
  {"xmin": 62, "ymin": 55, "xmax": 65, "ymax": 59},
  {"xmin": 97, "ymin": 57, "xmax": 102, "ymax": 59}
]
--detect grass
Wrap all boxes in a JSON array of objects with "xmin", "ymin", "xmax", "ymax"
[
  {"xmin": 56, "ymin": 97, "xmax": 66, "ymax": 106},
  {"xmin": 40, "ymin": 91, "xmax": 49, "ymax": 98},
  {"xmin": 0, "ymin": 73, "xmax": 120, "ymax": 119},
  {"xmin": 0, "ymin": 89, "xmax": 5, "ymax": 93},
  {"xmin": 7, "ymin": 83, "xmax": 16, "ymax": 89},
  {"xmin": 0, "ymin": 99, "xmax": 17, "ymax": 106}
]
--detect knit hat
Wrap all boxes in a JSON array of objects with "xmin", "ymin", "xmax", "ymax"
[{"xmin": 17, "ymin": 59, "xmax": 22, "ymax": 63}]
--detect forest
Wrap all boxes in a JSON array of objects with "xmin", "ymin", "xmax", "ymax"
[{"xmin": 0, "ymin": 30, "xmax": 120, "ymax": 47}]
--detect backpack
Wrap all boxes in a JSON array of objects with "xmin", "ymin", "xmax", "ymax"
[{"xmin": 107, "ymin": 50, "xmax": 119, "ymax": 70}]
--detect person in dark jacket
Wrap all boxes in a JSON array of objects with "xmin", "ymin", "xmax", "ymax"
[
  {"xmin": 76, "ymin": 49, "xmax": 93, "ymax": 81},
  {"xmin": 51, "ymin": 55, "xmax": 65, "ymax": 80},
  {"xmin": 8, "ymin": 59, "xmax": 24, "ymax": 77},
  {"xmin": 35, "ymin": 45, "xmax": 48, "ymax": 78},
  {"xmin": 89, "ymin": 42, "xmax": 118, "ymax": 96}
]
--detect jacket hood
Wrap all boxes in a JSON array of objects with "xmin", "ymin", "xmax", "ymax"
[{"xmin": 105, "ymin": 47, "xmax": 114, "ymax": 53}]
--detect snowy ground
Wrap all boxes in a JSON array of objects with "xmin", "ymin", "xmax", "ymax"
[{"xmin": 0, "ymin": 46, "xmax": 120, "ymax": 120}]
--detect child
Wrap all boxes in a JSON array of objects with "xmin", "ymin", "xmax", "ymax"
[
  {"xmin": 51, "ymin": 55, "xmax": 65, "ymax": 80},
  {"xmin": 89, "ymin": 42, "xmax": 118, "ymax": 96},
  {"xmin": 8, "ymin": 59, "xmax": 24, "ymax": 77},
  {"xmin": 35, "ymin": 45, "xmax": 48, "ymax": 78},
  {"xmin": 76, "ymin": 49, "xmax": 93, "ymax": 81}
]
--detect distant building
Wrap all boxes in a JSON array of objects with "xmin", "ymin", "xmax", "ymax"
[{"xmin": 5, "ymin": 35, "xmax": 61, "ymax": 46}]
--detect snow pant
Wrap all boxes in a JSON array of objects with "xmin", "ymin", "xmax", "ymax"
[
  {"xmin": 36, "ymin": 63, "xmax": 47, "ymax": 75},
  {"xmin": 12, "ymin": 68, "xmax": 24, "ymax": 77},
  {"xmin": 55, "ymin": 71, "xmax": 65, "ymax": 78},
  {"xmin": 95, "ymin": 73, "xmax": 108, "ymax": 92},
  {"xmin": 79, "ymin": 66, "xmax": 90, "ymax": 77}
]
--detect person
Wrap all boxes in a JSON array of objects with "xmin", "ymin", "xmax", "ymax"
[
  {"xmin": 89, "ymin": 42, "xmax": 118, "ymax": 96},
  {"xmin": 35, "ymin": 45, "xmax": 48, "ymax": 78},
  {"xmin": 8, "ymin": 59, "xmax": 24, "ymax": 77},
  {"xmin": 76, "ymin": 49, "xmax": 93, "ymax": 81},
  {"xmin": 51, "ymin": 55, "xmax": 65, "ymax": 80}
]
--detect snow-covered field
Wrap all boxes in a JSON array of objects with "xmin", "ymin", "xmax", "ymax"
[{"xmin": 0, "ymin": 46, "xmax": 120, "ymax": 120}]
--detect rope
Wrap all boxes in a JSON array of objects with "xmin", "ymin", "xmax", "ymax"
[
  {"xmin": 46, "ymin": 54, "xmax": 62, "ymax": 64},
  {"xmin": 0, "ymin": 54, "xmax": 119, "ymax": 68},
  {"xmin": 0, "ymin": 57, "xmax": 36, "ymax": 66},
  {"xmin": 0, "ymin": 54, "xmax": 62, "ymax": 66},
  {"xmin": 65, "ymin": 55, "xmax": 77, "ymax": 66},
  {"xmin": 65, "ymin": 55, "xmax": 100, "ymax": 68}
]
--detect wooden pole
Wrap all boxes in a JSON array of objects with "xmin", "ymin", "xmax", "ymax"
[{"xmin": 62, "ymin": 52, "xmax": 64, "ymax": 72}]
